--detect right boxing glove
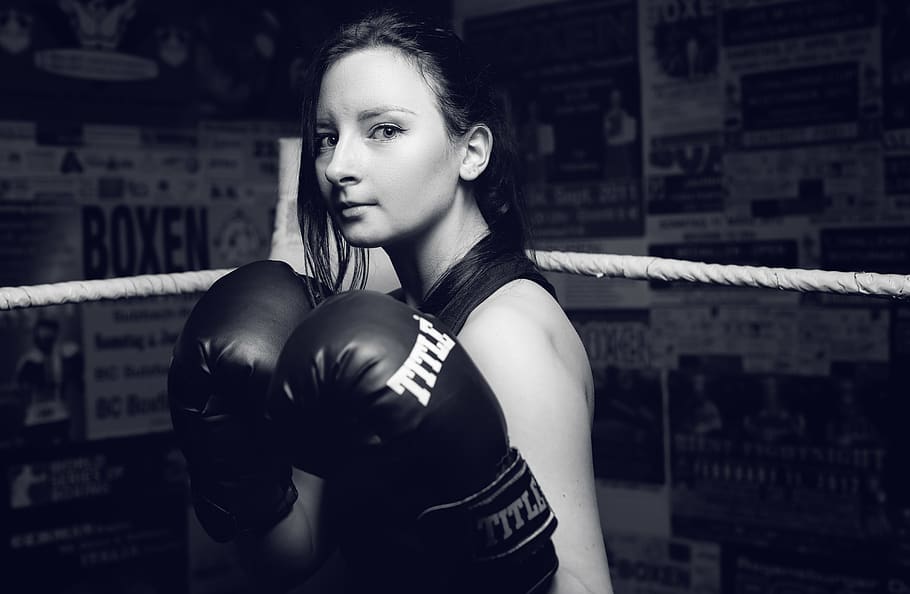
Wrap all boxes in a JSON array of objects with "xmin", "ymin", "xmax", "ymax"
[
  {"xmin": 265, "ymin": 290, "xmax": 558, "ymax": 593},
  {"xmin": 167, "ymin": 260, "xmax": 321, "ymax": 543}
]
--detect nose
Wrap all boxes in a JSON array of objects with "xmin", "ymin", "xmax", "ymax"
[{"xmin": 323, "ymin": 137, "xmax": 361, "ymax": 187}]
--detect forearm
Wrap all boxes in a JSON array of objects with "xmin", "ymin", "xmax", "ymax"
[
  {"xmin": 234, "ymin": 498, "xmax": 335, "ymax": 593},
  {"xmin": 545, "ymin": 566, "xmax": 614, "ymax": 594},
  {"xmin": 234, "ymin": 470, "xmax": 336, "ymax": 593}
]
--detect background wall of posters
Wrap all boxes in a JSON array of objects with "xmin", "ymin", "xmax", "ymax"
[
  {"xmin": 461, "ymin": 0, "xmax": 907, "ymax": 591},
  {"xmin": 2, "ymin": 0, "xmax": 909, "ymax": 591}
]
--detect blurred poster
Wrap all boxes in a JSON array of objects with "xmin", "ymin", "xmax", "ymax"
[
  {"xmin": 1, "ymin": 433, "xmax": 188, "ymax": 594},
  {"xmin": 0, "ymin": 0, "xmax": 195, "ymax": 124},
  {"xmin": 465, "ymin": 0, "xmax": 643, "ymax": 238},
  {"xmin": 669, "ymin": 365, "xmax": 893, "ymax": 560},
  {"xmin": 0, "ymin": 304, "xmax": 85, "ymax": 449},
  {"xmin": 81, "ymin": 294, "xmax": 197, "ymax": 440},
  {"xmin": 720, "ymin": 0, "xmax": 885, "ymax": 223},
  {"xmin": 571, "ymin": 309, "xmax": 664, "ymax": 485},
  {"xmin": 883, "ymin": 0, "xmax": 910, "ymax": 145},
  {"xmin": 639, "ymin": 0, "xmax": 724, "ymax": 227},
  {"xmin": 605, "ymin": 532, "xmax": 720, "ymax": 594},
  {"xmin": 0, "ymin": 203, "xmax": 83, "ymax": 285},
  {"xmin": 820, "ymin": 226, "xmax": 910, "ymax": 275},
  {"xmin": 887, "ymin": 305, "xmax": 910, "ymax": 569},
  {"xmin": 883, "ymin": 0, "xmax": 910, "ymax": 218},
  {"xmin": 199, "ymin": 120, "xmax": 290, "ymax": 204},
  {"xmin": 723, "ymin": 548, "xmax": 881, "ymax": 594},
  {"xmin": 650, "ymin": 305, "xmax": 890, "ymax": 375}
]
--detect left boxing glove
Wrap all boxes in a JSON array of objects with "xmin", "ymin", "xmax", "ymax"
[
  {"xmin": 168, "ymin": 260, "xmax": 320, "ymax": 542},
  {"xmin": 265, "ymin": 290, "xmax": 558, "ymax": 593}
]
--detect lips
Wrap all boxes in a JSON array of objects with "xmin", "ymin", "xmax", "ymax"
[{"xmin": 336, "ymin": 201, "xmax": 376, "ymax": 218}]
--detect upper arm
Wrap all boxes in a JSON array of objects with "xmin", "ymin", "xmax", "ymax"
[{"xmin": 458, "ymin": 300, "xmax": 613, "ymax": 594}]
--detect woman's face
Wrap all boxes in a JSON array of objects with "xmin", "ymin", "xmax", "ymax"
[{"xmin": 314, "ymin": 47, "xmax": 465, "ymax": 248}]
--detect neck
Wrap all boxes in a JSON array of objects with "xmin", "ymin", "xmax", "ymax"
[{"xmin": 384, "ymin": 194, "xmax": 489, "ymax": 308}]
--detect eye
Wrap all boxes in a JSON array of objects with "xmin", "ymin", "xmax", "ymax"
[
  {"xmin": 369, "ymin": 124, "xmax": 403, "ymax": 141},
  {"xmin": 315, "ymin": 133, "xmax": 337, "ymax": 151}
]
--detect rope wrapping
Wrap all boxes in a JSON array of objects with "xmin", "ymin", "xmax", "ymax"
[
  {"xmin": 531, "ymin": 251, "xmax": 910, "ymax": 298},
  {"xmin": 1, "ymin": 254, "xmax": 908, "ymax": 311},
  {"xmin": 0, "ymin": 269, "xmax": 234, "ymax": 310}
]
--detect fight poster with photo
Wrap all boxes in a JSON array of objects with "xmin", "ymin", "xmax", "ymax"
[
  {"xmin": 570, "ymin": 309, "xmax": 665, "ymax": 485},
  {"xmin": 720, "ymin": 0, "xmax": 885, "ymax": 224},
  {"xmin": 668, "ymin": 364, "xmax": 893, "ymax": 561},
  {"xmin": 464, "ymin": 0, "xmax": 643, "ymax": 239},
  {"xmin": 0, "ymin": 433, "xmax": 188, "ymax": 594},
  {"xmin": 0, "ymin": 304, "xmax": 85, "ymax": 450},
  {"xmin": 605, "ymin": 532, "xmax": 720, "ymax": 594},
  {"xmin": 639, "ymin": 0, "xmax": 724, "ymax": 225}
]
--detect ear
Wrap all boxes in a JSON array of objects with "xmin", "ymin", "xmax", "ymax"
[{"xmin": 459, "ymin": 125, "xmax": 492, "ymax": 182}]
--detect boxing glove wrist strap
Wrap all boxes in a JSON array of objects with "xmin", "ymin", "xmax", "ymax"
[
  {"xmin": 192, "ymin": 479, "xmax": 298, "ymax": 543},
  {"xmin": 417, "ymin": 448, "xmax": 556, "ymax": 570}
]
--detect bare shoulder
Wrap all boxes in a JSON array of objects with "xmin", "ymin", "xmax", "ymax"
[
  {"xmin": 457, "ymin": 280, "xmax": 613, "ymax": 593},
  {"xmin": 457, "ymin": 279, "xmax": 594, "ymax": 418}
]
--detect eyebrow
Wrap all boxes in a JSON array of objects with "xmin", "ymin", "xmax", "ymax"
[
  {"xmin": 316, "ymin": 105, "xmax": 417, "ymax": 127},
  {"xmin": 357, "ymin": 106, "xmax": 417, "ymax": 121}
]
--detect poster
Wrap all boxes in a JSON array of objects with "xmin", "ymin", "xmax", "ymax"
[
  {"xmin": 720, "ymin": 0, "xmax": 884, "ymax": 225},
  {"xmin": 605, "ymin": 532, "xmax": 720, "ymax": 594},
  {"xmin": 0, "ymin": 0, "xmax": 195, "ymax": 124},
  {"xmin": 668, "ymin": 365, "xmax": 893, "ymax": 560},
  {"xmin": 723, "ymin": 547, "xmax": 881, "ymax": 594},
  {"xmin": 1, "ymin": 433, "xmax": 188, "ymax": 594},
  {"xmin": 639, "ymin": 0, "xmax": 723, "ymax": 226},
  {"xmin": 0, "ymin": 118, "xmax": 279, "ymax": 443},
  {"xmin": 81, "ymin": 294, "xmax": 197, "ymax": 440},
  {"xmin": 0, "ymin": 203, "xmax": 83, "ymax": 285},
  {"xmin": 465, "ymin": 0, "xmax": 643, "ymax": 239},
  {"xmin": 0, "ymin": 304, "xmax": 85, "ymax": 449},
  {"xmin": 571, "ymin": 309, "xmax": 665, "ymax": 485}
]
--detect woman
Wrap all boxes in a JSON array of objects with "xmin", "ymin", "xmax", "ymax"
[{"xmin": 244, "ymin": 9, "xmax": 612, "ymax": 593}]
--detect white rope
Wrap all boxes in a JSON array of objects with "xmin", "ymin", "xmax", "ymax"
[
  {"xmin": 0, "ymin": 269, "xmax": 234, "ymax": 310},
  {"xmin": 1, "ymin": 253, "xmax": 908, "ymax": 311},
  {"xmin": 531, "ymin": 251, "xmax": 910, "ymax": 299}
]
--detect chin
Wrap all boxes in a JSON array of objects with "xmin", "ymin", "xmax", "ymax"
[{"xmin": 340, "ymin": 230, "xmax": 388, "ymax": 249}]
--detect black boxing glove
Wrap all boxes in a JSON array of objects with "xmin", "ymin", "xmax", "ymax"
[
  {"xmin": 265, "ymin": 290, "xmax": 558, "ymax": 593},
  {"xmin": 168, "ymin": 260, "xmax": 320, "ymax": 543}
]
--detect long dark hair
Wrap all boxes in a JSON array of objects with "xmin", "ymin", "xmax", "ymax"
[{"xmin": 297, "ymin": 8, "xmax": 534, "ymax": 302}]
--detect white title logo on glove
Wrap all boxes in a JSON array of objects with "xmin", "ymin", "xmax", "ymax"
[{"xmin": 385, "ymin": 315, "xmax": 455, "ymax": 406}]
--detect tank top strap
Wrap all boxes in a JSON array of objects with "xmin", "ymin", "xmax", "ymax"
[{"xmin": 420, "ymin": 252, "xmax": 557, "ymax": 335}]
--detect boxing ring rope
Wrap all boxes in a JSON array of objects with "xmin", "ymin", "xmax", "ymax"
[{"xmin": 1, "ymin": 252, "xmax": 908, "ymax": 311}]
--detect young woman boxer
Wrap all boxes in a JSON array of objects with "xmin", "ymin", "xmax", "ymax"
[{"xmin": 169, "ymin": 9, "xmax": 613, "ymax": 594}]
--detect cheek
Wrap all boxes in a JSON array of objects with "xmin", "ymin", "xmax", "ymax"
[{"xmin": 381, "ymin": 139, "xmax": 458, "ymax": 200}]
